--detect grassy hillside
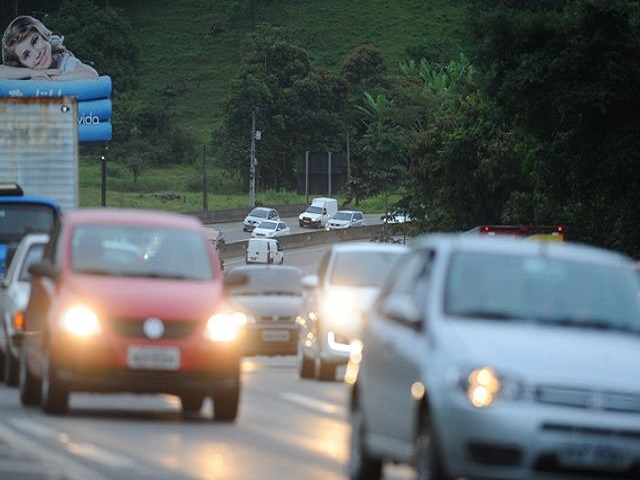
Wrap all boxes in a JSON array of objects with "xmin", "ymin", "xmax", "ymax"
[{"xmin": 110, "ymin": 0, "xmax": 468, "ymax": 143}]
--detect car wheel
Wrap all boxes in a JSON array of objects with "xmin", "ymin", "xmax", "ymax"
[
  {"xmin": 180, "ymin": 394, "xmax": 205, "ymax": 416},
  {"xmin": 4, "ymin": 341, "xmax": 19, "ymax": 386},
  {"xmin": 213, "ymin": 382, "xmax": 240, "ymax": 422},
  {"xmin": 316, "ymin": 358, "xmax": 336, "ymax": 381},
  {"xmin": 415, "ymin": 414, "xmax": 447, "ymax": 480},
  {"xmin": 41, "ymin": 346, "xmax": 69, "ymax": 415},
  {"xmin": 349, "ymin": 400, "xmax": 382, "ymax": 480},
  {"xmin": 19, "ymin": 348, "xmax": 40, "ymax": 406},
  {"xmin": 298, "ymin": 350, "xmax": 314, "ymax": 379},
  {"xmin": 279, "ymin": 257, "xmax": 284, "ymax": 265}
]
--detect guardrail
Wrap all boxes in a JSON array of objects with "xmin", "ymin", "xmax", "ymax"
[{"xmin": 218, "ymin": 224, "xmax": 399, "ymax": 261}]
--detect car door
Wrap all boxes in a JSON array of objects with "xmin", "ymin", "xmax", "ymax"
[{"xmin": 361, "ymin": 249, "xmax": 435, "ymax": 448}]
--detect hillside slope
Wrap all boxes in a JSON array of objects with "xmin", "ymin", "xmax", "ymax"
[{"xmin": 110, "ymin": 0, "xmax": 468, "ymax": 142}]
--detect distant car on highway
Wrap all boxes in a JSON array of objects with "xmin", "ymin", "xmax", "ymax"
[
  {"xmin": 348, "ymin": 233, "xmax": 640, "ymax": 480},
  {"xmin": 21, "ymin": 208, "xmax": 244, "ymax": 420},
  {"xmin": 251, "ymin": 220, "xmax": 291, "ymax": 238},
  {"xmin": 297, "ymin": 242, "xmax": 408, "ymax": 381},
  {"xmin": 381, "ymin": 209, "xmax": 413, "ymax": 224},
  {"xmin": 325, "ymin": 210, "xmax": 365, "ymax": 230},
  {"xmin": 243, "ymin": 207, "xmax": 280, "ymax": 232},
  {"xmin": 225, "ymin": 265, "xmax": 304, "ymax": 356},
  {"xmin": 0, "ymin": 233, "xmax": 48, "ymax": 386}
]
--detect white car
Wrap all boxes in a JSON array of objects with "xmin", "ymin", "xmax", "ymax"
[
  {"xmin": 348, "ymin": 233, "xmax": 640, "ymax": 480},
  {"xmin": 0, "ymin": 233, "xmax": 49, "ymax": 385},
  {"xmin": 243, "ymin": 207, "xmax": 279, "ymax": 232},
  {"xmin": 251, "ymin": 220, "xmax": 291, "ymax": 238},
  {"xmin": 297, "ymin": 242, "xmax": 408, "ymax": 381},
  {"xmin": 325, "ymin": 210, "xmax": 365, "ymax": 230}
]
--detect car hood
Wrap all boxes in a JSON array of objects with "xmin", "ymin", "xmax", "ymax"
[
  {"xmin": 443, "ymin": 319, "xmax": 640, "ymax": 390},
  {"xmin": 228, "ymin": 295, "xmax": 303, "ymax": 320},
  {"xmin": 302, "ymin": 212, "xmax": 322, "ymax": 219},
  {"xmin": 61, "ymin": 274, "xmax": 226, "ymax": 320},
  {"xmin": 328, "ymin": 220, "xmax": 350, "ymax": 227}
]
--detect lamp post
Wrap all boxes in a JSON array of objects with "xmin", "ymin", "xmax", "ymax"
[
  {"xmin": 249, "ymin": 107, "xmax": 256, "ymax": 208},
  {"xmin": 202, "ymin": 144, "xmax": 209, "ymax": 215},
  {"xmin": 100, "ymin": 153, "xmax": 107, "ymax": 207}
]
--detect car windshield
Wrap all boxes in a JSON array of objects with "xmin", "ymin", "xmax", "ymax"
[
  {"xmin": 333, "ymin": 212, "xmax": 352, "ymax": 221},
  {"xmin": 227, "ymin": 268, "xmax": 303, "ymax": 296},
  {"xmin": 71, "ymin": 225, "xmax": 214, "ymax": 280},
  {"xmin": 306, "ymin": 205, "xmax": 323, "ymax": 214},
  {"xmin": 257, "ymin": 221, "xmax": 277, "ymax": 230},
  {"xmin": 444, "ymin": 251, "xmax": 640, "ymax": 332},
  {"xmin": 249, "ymin": 208, "xmax": 269, "ymax": 218},
  {"xmin": 0, "ymin": 204, "xmax": 56, "ymax": 242},
  {"xmin": 329, "ymin": 250, "xmax": 405, "ymax": 287}
]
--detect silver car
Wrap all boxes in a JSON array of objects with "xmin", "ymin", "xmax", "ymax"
[
  {"xmin": 0, "ymin": 233, "xmax": 48, "ymax": 385},
  {"xmin": 325, "ymin": 210, "xmax": 365, "ymax": 230},
  {"xmin": 349, "ymin": 233, "xmax": 640, "ymax": 480},
  {"xmin": 242, "ymin": 207, "xmax": 279, "ymax": 232},
  {"xmin": 297, "ymin": 242, "xmax": 408, "ymax": 381},
  {"xmin": 225, "ymin": 265, "xmax": 304, "ymax": 356}
]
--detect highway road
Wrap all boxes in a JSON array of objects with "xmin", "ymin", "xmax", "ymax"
[
  {"xmin": 204, "ymin": 213, "xmax": 386, "ymax": 244},
  {"xmin": 0, "ymin": 241, "xmax": 415, "ymax": 480}
]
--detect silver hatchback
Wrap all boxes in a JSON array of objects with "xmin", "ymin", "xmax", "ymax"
[{"xmin": 348, "ymin": 234, "xmax": 640, "ymax": 480}]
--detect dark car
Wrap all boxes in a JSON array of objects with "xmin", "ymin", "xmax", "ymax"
[{"xmin": 21, "ymin": 208, "xmax": 245, "ymax": 420}]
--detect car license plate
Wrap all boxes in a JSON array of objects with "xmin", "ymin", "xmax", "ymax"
[
  {"xmin": 127, "ymin": 346, "xmax": 180, "ymax": 370},
  {"xmin": 262, "ymin": 330, "xmax": 290, "ymax": 342},
  {"xmin": 248, "ymin": 255, "xmax": 258, "ymax": 261},
  {"xmin": 558, "ymin": 443, "xmax": 632, "ymax": 471}
]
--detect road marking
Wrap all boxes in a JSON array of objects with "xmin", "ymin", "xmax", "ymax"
[
  {"xmin": 8, "ymin": 418, "xmax": 58, "ymax": 438},
  {"xmin": 65, "ymin": 441, "xmax": 138, "ymax": 469},
  {"xmin": 0, "ymin": 422, "xmax": 112, "ymax": 480},
  {"xmin": 279, "ymin": 392, "xmax": 347, "ymax": 417}
]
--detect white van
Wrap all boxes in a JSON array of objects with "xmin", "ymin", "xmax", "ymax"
[
  {"xmin": 245, "ymin": 238, "xmax": 284, "ymax": 265},
  {"xmin": 298, "ymin": 197, "xmax": 338, "ymax": 228}
]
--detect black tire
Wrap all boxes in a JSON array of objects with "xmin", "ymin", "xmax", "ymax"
[
  {"xmin": 298, "ymin": 351, "xmax": 314, "ymax": 379},
  {"xmin": 18, "ymin": 348, "xmax": 40, "ymax": 406},
  {"xmin": 4, "ymin": 342, "xmax": 19, "ymax": 386},
  {"xmin": 40, "ymin": 346, "xmax": 69, "ymax": 415},
  {"xmin": 316, "ymin": 358, "xmax": 336, "ymax": 381},
  {"xmin": 180, "ymin": 394, "xmax": 205, "ymax": 416},
  {"xmin": 349, "ymin": 401, "xmax": 382, "ymax": 480},
  {"xmin": 415, "ymin": 414, "xmax": 447, "ymax": 480},
  {"xmin": 213, "ymin": 383, "xmax": 240, "ymax": 422}
]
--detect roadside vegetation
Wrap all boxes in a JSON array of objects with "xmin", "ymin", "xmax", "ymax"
[{"xmin": 2, "ymin": 1, "xmax": 639, "ymax": 256}]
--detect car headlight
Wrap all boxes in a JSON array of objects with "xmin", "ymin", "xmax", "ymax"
[
  {"xmin": 298, "ymin": 214, "xmax": 303, "ymax": 220},
  {"xmin": 459, "ymin": 366, "xmax": 524, "ymax": 408},
  {"xmin": 204, "ymin": 312, "xmax": 247, "ymax": 342},
  {"xmin": 60, "ymin": 306, "xmax": 101, "ymax": 337},
  {"xmin": 320, "ymin": 291, "xmax": 360, "ymax": 327}
]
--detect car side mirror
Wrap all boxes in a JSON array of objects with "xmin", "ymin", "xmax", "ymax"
[
  {"xmin": 302, "ymin": 274, "xmax": 319, "ymax": 290},
  {"xmin": 28, "ymin": 261, "xmax": 59, "ymax": 279},
  {"xmin": 381, "ymin": 294, "xmax": 423, "ymax": 330},
  {"xmin": 224, "ymin": 272, "xmax": 248, "ymax": 288}
]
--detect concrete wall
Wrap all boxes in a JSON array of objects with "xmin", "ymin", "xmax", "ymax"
[{"xmin": 218, "ymin": 224, "xmax": 389, "ymax": 261}]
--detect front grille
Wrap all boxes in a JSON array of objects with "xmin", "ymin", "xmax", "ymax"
[
  {"xmin": 535, "ymin": 386, "xmax": 640, "ymax": 414},
  {"xmin": 110, "ymin": 319, "xmax": 199, "ymax": 340},
  {"xmin": 255, "ymin": 315, "xmax": 295, "ymax": 324}
]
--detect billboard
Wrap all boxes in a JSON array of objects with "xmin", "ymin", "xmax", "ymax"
[{"xmin": 0, "ymin": 15, "xmax": 112, "ymax": 142}]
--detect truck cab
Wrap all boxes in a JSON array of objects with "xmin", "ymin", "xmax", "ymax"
[
  {"xmin": 298, "ymin": 197, "xmax": 338, "ymax": 229},
  {"xmin": 0, "ymin": 183, "xmax": 60, "ymax": 276}
]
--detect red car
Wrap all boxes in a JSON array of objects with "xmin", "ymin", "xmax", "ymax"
[{"xmin": 20, "ymin": 209, "xmax": 244, "ymax": 420}]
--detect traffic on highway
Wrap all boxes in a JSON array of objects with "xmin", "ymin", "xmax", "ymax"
[{"xmin": 1, "ymin": 203, "xmax": 639, "ymax": 480}]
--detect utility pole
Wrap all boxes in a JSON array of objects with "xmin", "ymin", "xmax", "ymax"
[{"xmin": 249, "ymin": 106, "xmax": 257, "ymax": 208}]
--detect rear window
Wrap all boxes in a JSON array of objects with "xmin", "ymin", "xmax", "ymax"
[{"xmin": 329, "ymin": 250, "xmax": 405, "ymax": 287}]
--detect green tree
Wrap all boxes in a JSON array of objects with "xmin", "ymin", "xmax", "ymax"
[{"xmin": 467, "ymin": 0, "xmax": 640, "ymax": 255}]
